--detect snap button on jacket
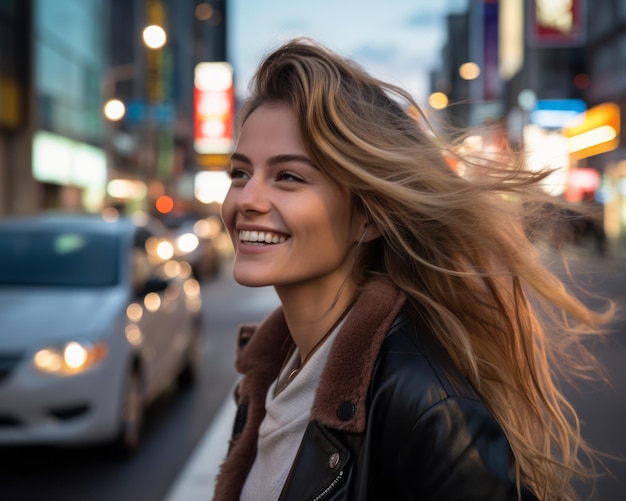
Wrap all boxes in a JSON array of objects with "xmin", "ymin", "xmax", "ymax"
[{"xmin": 213, "ymin": 278, "xmax": 538, "ymax": 501}]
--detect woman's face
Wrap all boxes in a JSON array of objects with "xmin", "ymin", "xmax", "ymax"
[{"xmin": 221, "ymin": 103, "xmax": 367, "ymax": 293}]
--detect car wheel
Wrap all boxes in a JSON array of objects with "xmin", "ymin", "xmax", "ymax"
[
  {"xmin": 113, "ymin": 368, "xmax": 144, "ymax": 454},
  {"xmin": 178, "ymin": 328, "xmax": 201, "ymax": 386}
]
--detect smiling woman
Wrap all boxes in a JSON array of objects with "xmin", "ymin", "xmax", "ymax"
[
  {"xmin": 222, "ymin": 103, "xmax": 370, "ymax": 298},
  {"xmin": 214, "ymin": 38, "xmax": 613, "ymax": 501}
]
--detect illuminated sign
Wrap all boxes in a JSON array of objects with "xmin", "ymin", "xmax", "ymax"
[
  {"xmin": 528, "ymin": 0, "xmax": 586, "ymax": 47},
  {"xmin": 565, "ymin": 167, "xmax": 599, "ymax": 202},
  {"xmin": 194, "ymin": 62, "xmax": 234, "ymax": 158},
  {"xmin": 563, "ymin": 102, "xmax": 620, "ymax": 159},
  {"xmin": 32, "ymin": 131, "xmax": 106, "ymax": 189},
  {"xmin": 529, "ymin": 99, "xmax": 587, "ymax": 129}
]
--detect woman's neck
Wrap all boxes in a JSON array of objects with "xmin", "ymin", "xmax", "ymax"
[{"xmin": 276, "ymin": 280, "xmax": 359, "ymax": 362}]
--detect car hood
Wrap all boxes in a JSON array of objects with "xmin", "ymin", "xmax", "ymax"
[{"xmin": 0, "ymin": 287, "xmax": 129, "ymax": 348}]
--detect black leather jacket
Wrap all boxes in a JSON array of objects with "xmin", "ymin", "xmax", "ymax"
[{"xmin": 213, "ymin": 278, "xmax": 538, "ymax": 501}]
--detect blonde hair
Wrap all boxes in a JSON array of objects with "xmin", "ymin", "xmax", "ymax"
[{"xmin": 240, "ymin": 38, "xmax": 615, "ymax": 500}]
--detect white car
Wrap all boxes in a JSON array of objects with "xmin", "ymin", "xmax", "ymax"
[{"xmin": 0, "ymin": 213, "xmax": 202, "ymax": 452}]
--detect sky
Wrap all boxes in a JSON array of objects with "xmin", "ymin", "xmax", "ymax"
[{"xmin": 228, "ymin": 0, "xmax": 469, "ymax": 106}]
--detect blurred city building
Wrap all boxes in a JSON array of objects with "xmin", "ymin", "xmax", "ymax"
[
  {"xmin": 429, "ymin": 0, "xmax": 626, "ymax": 255},
  {"xmin": 0, "ymin": 0, "xmax": 230, "ymax": 219}
]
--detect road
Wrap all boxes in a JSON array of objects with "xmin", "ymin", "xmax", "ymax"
[
  {"xmin": 553, "ymin": 249, "xmax": 626, "ymax": 500},
  {"xmin": 0, "ymin": 249, "xmax": 624, "ymax": 500}
]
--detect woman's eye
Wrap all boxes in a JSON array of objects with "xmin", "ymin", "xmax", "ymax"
[
  {"xmin": 228, "ymin": 168, "xmax": 249, "ymax": 180},
  {"xmin": 276, "ymin": 171, "xmax": 303, "ymax": 182}
]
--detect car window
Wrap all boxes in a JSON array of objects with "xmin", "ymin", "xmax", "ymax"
[{"xmin": 0, "ymin": 231, "xmax": 120, "ymax": 287}]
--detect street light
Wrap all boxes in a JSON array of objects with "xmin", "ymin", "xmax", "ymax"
[
  {"xmin": 428, "ymin": 92, "xmax": 449, "ymax": 110},
  {"xmin": 142, "ymin": 25, "xmax": 167, "ymax": 49},
  {"xmin": 102, "ymin": 63, "xmax": 137, "ymax": 123},
  {"xmin": 459, "ymin": 62, "xmax": 481, "ymax": 81},
  {"xmin": 103, "ymin": 99, "xmax": 126, "ymax": 121}
]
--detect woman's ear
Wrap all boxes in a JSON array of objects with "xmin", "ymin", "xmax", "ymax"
[
  {"xmin": 353, "ymin": 196, "xmax": 381, "ymax": 243},
  {"xmin": 359, "ymin": 220, "xmax": 382, "ymax": 243}
]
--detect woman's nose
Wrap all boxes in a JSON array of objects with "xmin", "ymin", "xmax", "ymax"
[{"xmin": 235, "ymin": 176, "xmax": 271, "ymax": 214}]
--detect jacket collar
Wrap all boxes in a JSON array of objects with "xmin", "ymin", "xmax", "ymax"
[
  {"xmin": 236, "ymin": 276, "xmax": 406, "ymax": 433},
  {"xmin": 214, "ymin": 277, "xmax": 406, "ymax": 501}
]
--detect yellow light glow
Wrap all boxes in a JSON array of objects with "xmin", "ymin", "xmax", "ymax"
[
  {"xmin": 64, "ymin": 342, "xmax": 88, "ymax": 370},
  {"xmin": 194, "ymin": 62, "xmax": 233, "ymax": 91},
  {"xmin": 125, "ymin": 325, "xmax": 143, "ymax": 346},
  {"xmin": 107, "ymin": 179, "xmax": 148, "ymax": 200},
  {"xmin": 194, "ymin": 170, "xmax": 232, "ymax": 204},
  {"xmin": 195, "ymin": 3, "xmax": 214, "ymax": 21},
  {"xmin": 428, "ymin": 92, "xmax": 448, "ymax": 110},
  {"xmin": 33, "ymin": 343, "xmax": 107, "ymax": 375},
  {"xmin": 143, "ymin": 25, "xmax": 167, "ymax": 49},
  {"xmin": 183, "ymin": 278, "xmax": 201, "ymax": 297},
  {"xmin": 567, "ymin": 125, "xmax": 617, "ymax": 154},
  {"xmin": 178, "ymin": 261, "xmax": 192, "ymax": 279},
  {"xmin": 156, "ymin": 240, "xmax": 174, "ymax": 260},
  {"xmin": 207, "ymin": 216, "xmax": 223, "ymax": 235},
  {"xmin": 127, "ymin": 303, "xmax": 143, "ymax": 322},
  {"xmin": 459, "ymin": 62, "xmax": 481, "ymax": 80},
  {"xmin": 177, "ymin": 233, "xmax": 199, "ymax": 253},
  {"xmin": 144, "ymin": 292, "xmax": 161, "ymax": 312},
  {"xmin": 163, "ymin": 260, "xmax": 182, "ymax": 278},
  {"xmin": 563, "ymin": 102, "xmax": 620, "ymax": 158},
  {"xmin": 499, "ymin": 0, "xmax": 524, "ymax": 79},
  {"xmin": 536, "ymin": 0, "xmax": 573, "ymax": 34},
  {"xmin": 103, "ymin": 99, "xmax": 126, "ymax": 121},
  {"xmin": 34, "ymin": 349, "xmax": 63, "ymax": 372},
  {"xmin": 193, "ymin": 219, "xmax": 212, "ymax": 238}
]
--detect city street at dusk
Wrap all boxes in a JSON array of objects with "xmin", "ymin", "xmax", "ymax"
[{"xmin": 2, "ymin": 1, "xmax": 626, "ymax": 500}]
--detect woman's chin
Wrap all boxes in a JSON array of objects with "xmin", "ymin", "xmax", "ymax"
[{"xmin": 232, "ymin": 269, "xmax": 272, "ymax": 288}]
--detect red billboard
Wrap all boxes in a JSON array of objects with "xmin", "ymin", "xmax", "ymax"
[
  {"xmin": 194, "ymin": 62, "xmax": 234, "ymax": 155},
  {"xmin": 527, "ymin": 0, "xmax": 586, "ymax": 47}
]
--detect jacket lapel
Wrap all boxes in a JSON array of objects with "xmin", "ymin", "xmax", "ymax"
[
  {"xmin": 311, "ymin": 278, "xmax": 405, "ymax": 432},
  {"xmin": 212, "ymin": 278, "xmax": 406, "ymax": 501},
  {"xmin": 278, "ymin": 422, "xmax": 350, "ymax": 501}
]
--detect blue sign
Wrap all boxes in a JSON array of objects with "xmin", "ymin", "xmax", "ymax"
[
  {"xmin": 125, "ymin": 99, "xmax": 174, "ymax": 126},
  {"xmin": 529, "ymin": 99, "xmax": 587, "ymax": 129}
]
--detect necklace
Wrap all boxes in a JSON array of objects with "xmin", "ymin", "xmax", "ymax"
[{"xmin": 273, "ymin": 296, "xmax": 358, "ymax": 397}]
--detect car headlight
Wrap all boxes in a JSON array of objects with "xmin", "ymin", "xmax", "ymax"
[{"xmin": 33, "ymin": 341, "xmax": 108, "ymax": 376}]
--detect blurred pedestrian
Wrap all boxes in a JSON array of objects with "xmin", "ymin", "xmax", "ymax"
[{"xmin": 213, "ymin": 38, "xmax": 614, "ymax": 501}]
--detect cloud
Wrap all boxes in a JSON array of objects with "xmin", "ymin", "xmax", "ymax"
[
  {"xmin": 405, "ymin": 11, "xmax": 443, "ymax": 29},
  {"xmin": 405, "ymin": 8, "xmax": 446, "ymax": 28},
  {"xmin": 350, "ymin": 44, "xmax": 398, "ymax": 63},
  {"xmin": 278, "ymin": 17, "xmax": 309, "ymax": 31}
]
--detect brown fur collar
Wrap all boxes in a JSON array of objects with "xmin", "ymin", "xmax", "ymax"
[{"xmin": 213, "ymin": 277, "xmax": 405, "ymax": 500}]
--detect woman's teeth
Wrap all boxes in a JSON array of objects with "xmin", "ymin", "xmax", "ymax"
[{"xmin": 239, "ymin": 230, "xmax": 287, "ymax": 244}]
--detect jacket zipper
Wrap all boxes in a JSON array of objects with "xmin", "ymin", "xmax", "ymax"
[{"xmin": 311, "ymin": 471, "xmax": 344, "ymax": 501}]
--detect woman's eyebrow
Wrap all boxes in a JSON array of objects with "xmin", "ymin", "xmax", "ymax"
[
  {"xmin": 268, "ymin": 154, "xmax": 315, "ymax": 168},
  {"xmin": 230, "ymin": 152, "xmax": 252, "ymax": 164},
  {"xmin": 231, "ymin": 152, "xmax": 316, "ymax": 168}
]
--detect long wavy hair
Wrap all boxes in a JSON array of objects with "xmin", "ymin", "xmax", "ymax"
[{"xmin": 238, "ymin": 38, "xmax": 615, "ymax": 500}]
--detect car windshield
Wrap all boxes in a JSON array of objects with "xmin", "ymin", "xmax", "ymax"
[{"xmin": 0, "ymin": 230, "xmax": 120, "ymax": 287}]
